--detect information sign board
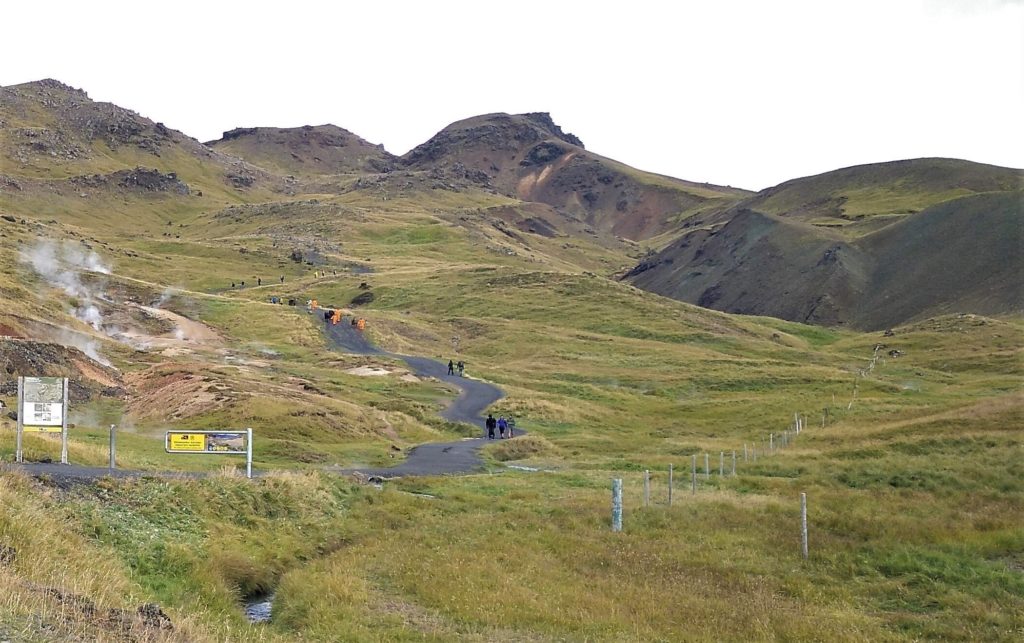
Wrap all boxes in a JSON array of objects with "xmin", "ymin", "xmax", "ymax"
[
  {"xmin": 165, "ymin": 429, "xmax": 253, "ymax": 478},
  {"xmin": 17, "ymin": 376, "xmax": 69, "ymax": 463}
]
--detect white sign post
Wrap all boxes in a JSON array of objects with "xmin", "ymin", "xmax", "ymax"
[{"xmin": 17, "ymin": 376, "xmax": 69, "ymax": 464}]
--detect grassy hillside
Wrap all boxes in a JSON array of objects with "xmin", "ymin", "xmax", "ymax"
[
  {"xmin": 207, "ymin": 125, "xmax": 396, "ymax": 176},
  {"xmin": 744, "ymin": 157, "xmax": 1022, "ymax": 228},
  {"xmin": 0, "ymin": 80, "xmax": 1021, "ymax": 641}
]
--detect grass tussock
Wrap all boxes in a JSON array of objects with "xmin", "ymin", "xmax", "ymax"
[{"xmin": 488, "ymin": 434, "xmax": 556, "ymax": 462}]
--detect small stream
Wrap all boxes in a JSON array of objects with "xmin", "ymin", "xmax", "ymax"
[{"xmin": 244, "ymin": 593, "xmax": 274, "ymax": 624}]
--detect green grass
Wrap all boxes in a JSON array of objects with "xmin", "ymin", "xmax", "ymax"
[{"xmin": 1, "ymin": 114, "xmax": 1022, "ymax": 639}]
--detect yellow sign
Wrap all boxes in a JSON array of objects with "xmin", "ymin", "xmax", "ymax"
[
  {"xmin": 22, "ymin": 426, "xmax": 63, "ymax": 433},
  {"xmin": 167, "ymin": 433, "xmax": 206, "ymax": 452}
]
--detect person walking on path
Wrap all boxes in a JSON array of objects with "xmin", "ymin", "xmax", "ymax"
[
  {"xmin": 448, "ymin": 359, "xmax": 455, "ymax": 375},
  {"xmin": 497, "ymin": 416, "xmax": 508, "ymax": 439},
  {"xmin": 486, "ymin": 414, "xmax": 497, "ymax": 439},
  {"xmin": 507, "ymin": 416, "xmax": 516, "ymax": 438},
  {"xmin": 457, "ymin": 360, "xmax": 464, "ymax": 376}
]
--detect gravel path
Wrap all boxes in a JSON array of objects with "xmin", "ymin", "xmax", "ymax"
[
  {"xmin": 3, "ymin": 313, "xmax": 510, "ymax": 482},
  {"xmin": 322, "ymin": 314, "xmax": 508, "ymax": 477}
]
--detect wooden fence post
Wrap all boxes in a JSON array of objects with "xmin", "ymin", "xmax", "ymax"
[{"xmin": 732, "ymin": 450, "xmax": 737, "ymax": 476}]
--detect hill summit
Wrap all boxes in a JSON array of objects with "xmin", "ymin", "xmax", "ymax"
[{"xmin": 207, "ymin": 125, "xmax": 396, "ymax": 176}]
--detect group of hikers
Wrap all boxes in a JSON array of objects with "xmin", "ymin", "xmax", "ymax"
[
  {"xmin": 446, "ymin": 359, "xmax": 465, "ymax": 376},
  {"xmin": 485, "ymin": 413, "xmax": 516, "ymax": 439},
  {"xmin": 231, "ymin": 276, "xmax": 286, "ymax": 289}
]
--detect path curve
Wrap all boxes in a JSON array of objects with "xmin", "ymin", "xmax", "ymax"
[
  {"xmin": 2, "ymin": 314, "xmax": 511, "ymax": 482},
  {"xmin": 321, "ymin": 314, "xmax": 510, "ymax": 477}
]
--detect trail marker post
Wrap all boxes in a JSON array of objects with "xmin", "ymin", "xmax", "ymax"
[
  {"xmin": 668, "ymin": 464, "xmax": 674, "ymax": 506},
  {"xmin": 770, "ymin": 433, "xmax": 774, "ymax": 452},
  {"xmin": 108, "ymin": 424, "xmax": 116, "ymax": 470},
  {"xmin": 744, "ymin": 443, "xmax": 748, "ymax": 462},
  {"xmin": 732, "ymin": 450, "xmax": 737, "ymax": 476},
  {"xmin": 704, "ymin": 453, "xmax": 710, "ymax": 480},
  {"xmin": 643, "ymin": 470, "xmax": 650, "ymax": 507},
  {"xmin": 801, "ymin": 492, "xmax": 809, "ymax": 559},
  {"xmin": 719, "ymin": 451, "xmax": 724, "ymax": 476},
  {"xmin": 691, "ymin": 455, "xmax": 697, "ymax": 494},
  {"xmin": 612, "ymin": 479, "xmax": 623, "ymax": 532}
]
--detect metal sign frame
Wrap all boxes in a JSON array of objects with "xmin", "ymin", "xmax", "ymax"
[
  {"xmin": 16, "ymin": 376, "xmax": 69, "ymax": 464},
  {"xmin": 164, "ymin": 428, "xmax": 253, "ymax": 478}
]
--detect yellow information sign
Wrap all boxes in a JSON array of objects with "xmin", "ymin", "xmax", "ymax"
[
  {"xmin": 22, "ymin": 426, "xmax": 63, "ymax": 433},
  {"xmin": 167, "ymin": 433, "xmax": 206, "ymax": 452}
]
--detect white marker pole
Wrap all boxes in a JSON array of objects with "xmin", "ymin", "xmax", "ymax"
[
  {"xmin": 643, "ymin": 470, "xmax": 650, "ymax": 507},
  {"xmin": 704, "ymin": 453, "xmax": 710, "ymax": 480},
  {"xmin": 732, "ymin": 451, "xmax": 737, "ymax": 476},
  {"xmin": 801, "ymin": 492, "xmax": 809, "ymax": 559},
  {"xmin": 109, "ymin": 424, "xmax": 116, "ymax": 470},
  {"xmin": 246, "ymin": 427, "xmax": 253, "ymax": 479},
  {"xmin": 612, "ymin": 479, "xmax": 623, "ymax": 532},
  {"xmin": 719, "ymin": 451, "xmax": 724, "ymax": 476}
]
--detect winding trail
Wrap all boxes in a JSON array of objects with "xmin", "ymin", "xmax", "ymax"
[
  {"xmin": 322, "ymin": 315, "xmax": 507, "ymax": 477},
  {"xmin": 3, "ymin": 314, "xmax": 509, "ymax": 482}
]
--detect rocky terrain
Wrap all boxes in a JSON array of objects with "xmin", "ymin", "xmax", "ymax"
[
  {"xmin": 624, "ymin": 160, "xmax": 1024, "ymax": 329},
  {"xmin": 400, "ymin": 112, "xmax": 750, "ymax": 240},
  {"xmin": 207, "ymin": 125, "xmax": 397, "ymax": 176}
]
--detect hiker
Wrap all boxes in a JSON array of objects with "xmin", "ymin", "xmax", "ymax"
[
  {"xmin": 457, "ymin": 360, "xmax": 464, "ymax": 376},
  {"xmin": 241, "ymin": 281, "xmax": 245, "ymax": 287},
  {"xmin": 280, "ymin": 275, "xmax": 285, "ymax": 283},
  {"xmin": 231, "ymin": 282, "xmax": 235, "ymax": 288},
  {"xmin": 497, "ymin": 416, "xmax": 508, "ymax": 439},
  {"xmin": 507, "ymin": 416, "xmax": 516, "ymax": 438},
  {"xmin": 257, "ymin": 277, "xmax": 262, "ymax": 286},
  {"xmin": 448, "ymin": 360, "xmax": 455, "ymax": 375},
  {"xmin": 486, "ymin": 414, "xmax": 497, "ymax": 439}
]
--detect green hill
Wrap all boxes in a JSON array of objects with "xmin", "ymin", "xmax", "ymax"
[{"xmin": 0, "ymin": 79, "xmax": 1021, "ymax": 642}]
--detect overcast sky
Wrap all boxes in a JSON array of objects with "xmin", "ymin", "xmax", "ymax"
[{"xmin": 4, "ymin": 0, "xmax": 1022, "ymax": 190}]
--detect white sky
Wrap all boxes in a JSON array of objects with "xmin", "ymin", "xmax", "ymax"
[{"xmin": 3, "ymin": 0, "xmax": 1022, "ymax": 190}]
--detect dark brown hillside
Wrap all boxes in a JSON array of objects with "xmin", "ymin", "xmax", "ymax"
[
  {"xmin": 402, "ymin": 112, "xmax": 750, "ymax": 241},
  {"xmin": 853, "ymin": 191, "xmax": 1024, "ymax": 328},
  {"xmin": 625, "ymin": 210, "xmax": 870, "ymax": 325},
  {"xmin": 206, "ymin": 125, "xmax": 397, "ymax": 176},
  {"xmin": 625, "ymin": 187, "xmax": 1023, "ymax": 330}
]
